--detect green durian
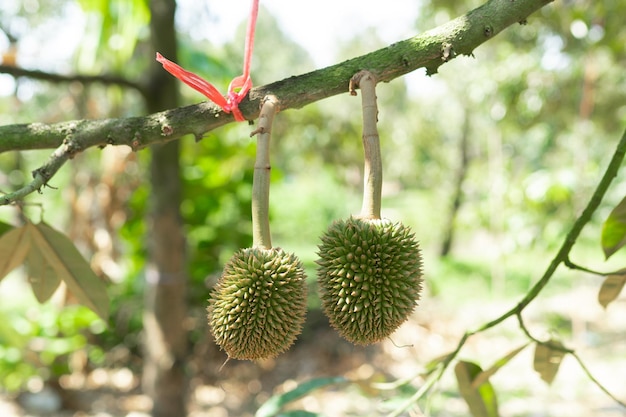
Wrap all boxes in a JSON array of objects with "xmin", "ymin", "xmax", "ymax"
[
  {"xmin": 316, "ymin": 216, "xmax": 422, "ymax": 345},
  {"xmin": 208, "ymin": 247, "xmax": 307, "ymax": 360},
  {"xmin": 208, "ymin": 97, "xmax": 307, "ymax": 360}
]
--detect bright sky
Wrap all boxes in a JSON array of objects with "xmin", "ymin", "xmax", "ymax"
[
  {"xmin": 179, "ymin": 0, "xmax": 421, "ymax": 67},
  {"xmin": 0, "ymin": 1, "xmax": 423, "ymax": 98}
]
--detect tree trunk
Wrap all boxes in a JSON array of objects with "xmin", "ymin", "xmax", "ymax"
[
  {"xmin": 440, "ymin": 111, "xmax": 471, "ymax": 257},
  {"xmin": 143, "ymin": 0, "xmax": 188, "ymax": 416}
]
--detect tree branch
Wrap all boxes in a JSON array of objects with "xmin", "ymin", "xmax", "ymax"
[
  {"xmin": 0, "ymin": 0, "xmax": 552, "ymax": 205},
  {"xmin": 0, "ymin": 134, "xmax": 81, "ymax": 205},
  {"xmin": 516, "ymin": 312, "xmax": 626, "ymax": 408},
  {"xmin": 0, "ymin": 64, "xmax": 148, "ymax": 97},
  {"xmin": 405, "ymin": 126, "xmax": 626, "ymax": 410},
  {"xmin": 469, "ymin": 126, "xmax": 626, "ymax": 333},
  {"xmin": 564, "ymin": 258, "xmax": 626, "ymax": 276}
]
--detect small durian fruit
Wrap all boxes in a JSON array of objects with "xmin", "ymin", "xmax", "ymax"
[
  {"xmin": 208, "ymin": 247, "xmax": 307, "ymax": 360},
  {"xmin": 316, "ymin": 71, "xmax": 423, "ymax": 344},
  {"xmin": 207, "ymin": 96, "xmax": 307, "ymax": 360},
  {"xmin": 316, "ymin": 217, "xmax": 422, "ymax": 345}
]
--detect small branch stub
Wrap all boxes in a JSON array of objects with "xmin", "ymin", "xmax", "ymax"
[
  {"xmin": 351, "ymin": 70, "xmax": 382, "ymax": 220},
  {"xmin": 441, "ymin": 43, "xmax": 455, "ymax": 62},
  {"xmin": 250, "ymin": 95, "xmax": 279, "ymax": 249}
]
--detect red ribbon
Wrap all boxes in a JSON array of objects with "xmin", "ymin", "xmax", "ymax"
[{"xmin": 156, "ymin": 0, "xmax": 259, "ymax": 122}]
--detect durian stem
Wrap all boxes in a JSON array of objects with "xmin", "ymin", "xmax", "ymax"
[
  {"xmin": 250, "ymin": 95, "xmax": 279, "ymax": 250},
  {"xmin": 351, "ymin": 70, "xmax": 382, "ymax": 220}
]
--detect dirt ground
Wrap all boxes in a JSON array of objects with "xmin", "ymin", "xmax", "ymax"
[{"xmin": 2, "ymin": 284, "xmax": 625, "ymax": 417}]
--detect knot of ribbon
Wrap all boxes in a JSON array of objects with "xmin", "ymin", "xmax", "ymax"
[{"xmin": 156, "ymin": 0, "xmax": 259, "ymax": 122}]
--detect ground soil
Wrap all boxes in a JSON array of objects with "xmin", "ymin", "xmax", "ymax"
[{"xmin": 2, "ymin": 284, "xmax": 625, "ymax": 417}]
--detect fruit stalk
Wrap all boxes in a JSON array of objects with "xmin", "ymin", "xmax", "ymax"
[
  {"xmin": 351, "ymin": 70, "xmax": 382, "ymax": 220},
  {"xmin": 316, "ymin": 72, "xmax": 423, "ymax": 345},
  {"xmin": 250, "ymin": 95, "xmax": 279, "ymax": 249}
]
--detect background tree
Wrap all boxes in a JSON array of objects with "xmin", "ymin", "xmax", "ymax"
[
  {"xmin": 143, "ymin": 1, "xmax": 188, "ymax": 416},
  {"xmin": 1, "ymin": 0, "xmax": 626, "ymax": 416}
]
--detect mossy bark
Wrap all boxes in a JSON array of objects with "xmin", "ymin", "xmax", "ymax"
[
  {"xmin": 0, "ymin": 0, "xmax": 553, "ymax": 206},
  {"xmin": 0, "ymin": 0, "xmax": 553, "ymax": 155}
]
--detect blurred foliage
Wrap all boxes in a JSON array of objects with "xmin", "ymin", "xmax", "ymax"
[
  {"xmin": 1, "ymin": 0, "xmax": 626, "ymax": 414},
  {"xmin": 0, "ymin": 284, "xmax": 105, "ymax": 392},
  {"xmin": 74, "ymin": 0, "xmax": 150, "ymax": 73}
]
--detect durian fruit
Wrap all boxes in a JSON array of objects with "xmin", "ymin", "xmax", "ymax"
[
  {"xmin": 208, "ymin": 247, "xmax": 306, "ymax": 360},
  {"xmin": 317, "ymin": 217, "xmax": 421, "ymax": 344},
  {"xmin": 207, "ymin": 96, "xmax": 307, "ymax": 360},
  {"xmin": 316, "ymin": 71, "xmax": 423, "ymax": 345}
]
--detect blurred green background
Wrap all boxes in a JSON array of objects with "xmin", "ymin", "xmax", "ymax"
[{"xmin": 1, "ymin": 0, "xmax": 625, "ymax": 416}]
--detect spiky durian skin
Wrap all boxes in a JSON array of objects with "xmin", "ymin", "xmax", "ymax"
[
  {"xmin": 316, "ymin": 217, "xmax": 422, "ymax": 345},
  {"xmin": 207, "ymin": 247, "xmax": 307, "ymax": 360}
]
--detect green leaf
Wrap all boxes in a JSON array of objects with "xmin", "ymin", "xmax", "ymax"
[
  {"xmin": 601, "ymin": 196, "xmax": 626, "ymax": 259},
  {"xmin": 533, "ymin": 340, "xmax": 566, "ymax": 384},
  {"xmin": 0, "ymin": 312, "xmax": 29, "ymax": 349},
  {"xmin": 25, "ymin": 243, "xmax": 62, "ymax": 303},
  {"xmin": 27, "ymin": 222, "xmax": 109, "ymax": 321},
  {"xmin": 598, "ymin": 271, "xmax": 626, "ymax": 308},
  {"xmin": 75, "ymin": 0, "xmax": 149, "ymax": 69},
  {"xmin": 0, "ymin": 221, "xmax": 13, "ymax": 237},
  {"xmin": 0, "ymin": 225, "xmax": 31, "ymax": 282},
  {"xmin": 472, "ymin": 344, "xmax": 529, "ymax": 388},
  {"xmin": 275, "ymin": 411, "xmax": 319, "ymax": 417},
  {"xmin": 454, "ymin": 361, "xmax": 499, "ymax": 417},
  {"xmin": 423, "ymin": 351, "xmax": 455, "ymax": 376},
  {"xmin": 255, "ymin": 377, "xmax": 347, "ymax": 417}
]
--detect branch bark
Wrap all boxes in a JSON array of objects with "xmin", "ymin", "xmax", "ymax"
[{"xmin": 0, "ymin": 0, "xmax": 553, "ymax": 205}]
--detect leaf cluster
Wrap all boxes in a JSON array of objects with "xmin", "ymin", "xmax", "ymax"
[
  {"xmin": 596, "ymin": 197, "xmax": 626, "ymax": 308},
  {"xmin": 0, "ymin": 221, "xmax": 108, "ymax": 321}
]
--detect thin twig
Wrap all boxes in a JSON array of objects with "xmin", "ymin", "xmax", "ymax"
[
  {"xmin": 0, "ymin": 64, "xmax": 147, "ymax": 97},
  {"xmin": 564, "ymin": 258, "xmax": 626, "ymax": 276},
  {"xmin": 0, "ymin": 142, "xmax": 72, "ymax": 205},
  {"xmin": 405, "ymin": 127, "xmax": 626, "ymax": 411},
  {"xmin": 475, "ymin": 126, "xmax": 626, "ymax": 332},
  {"xmin": 385, "ymin": 366, "xmax": 442, "ymax": 417},
  {"xmin": 571, "ymin": 353, "xmax": 626, "ymax": 408},
  {"xmin": 517, "ymin": 312, "xmax": 626, "ymax": 407},
  {"xmin": 516, "ymin": 311, "xmax": 574, "ymax": 353}
]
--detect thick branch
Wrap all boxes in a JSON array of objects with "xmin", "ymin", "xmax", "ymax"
[
  {"xmin": 0, "ymin": 0, "xmax": 553, "ymax": 204},
  {"xmin": 247, "ymin": 0, "xmax": 552, "ymax": 111},
  {"xmin": 0, "ymin": 0, "xmax": 552, "ymax": 154},
  {"xmin": 0, "ymin": 102, "xmax": 222, "ymax": 154},
  {"xmin": 0, "ymin": 64, "xmax": 147, "ymax": 97}
]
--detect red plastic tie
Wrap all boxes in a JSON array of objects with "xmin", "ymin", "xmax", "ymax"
[{"xmin": 156, "ymin": 0, "xmax": 259, "ymax": 122}]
